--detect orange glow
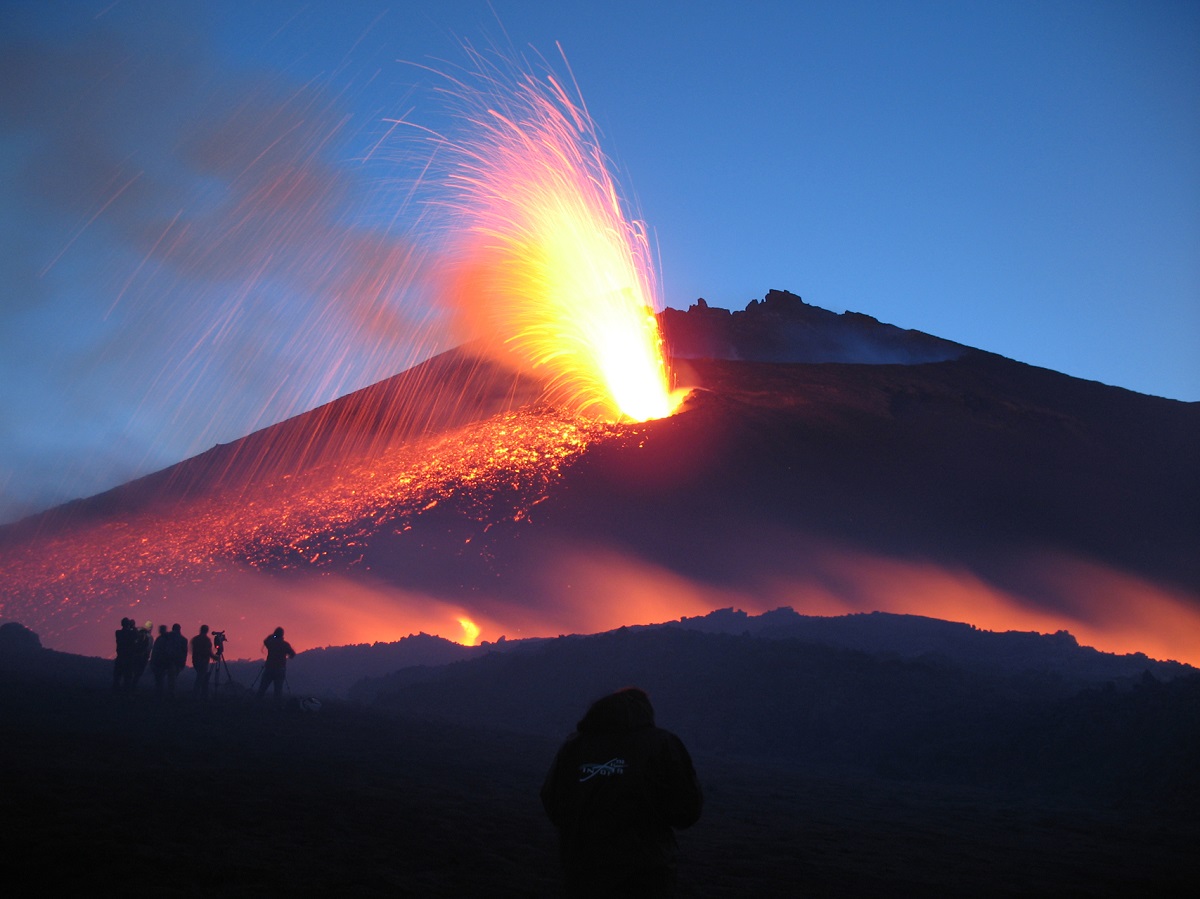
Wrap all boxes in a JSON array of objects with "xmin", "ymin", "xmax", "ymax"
[
  {"xmin": 754, "ymin": 544, "xmax": 1200, "ymax": 666},
  {"xmin": 433, "ymin": 50, "xmax": 681, "ymax": 422},
  {"xmin": 1011, "ymin": 552, "xmax": 1200, "ymax": 664},
  {"xmin": 457, "ymin": 539, "xmax": 1200, "ymax": 666},
  {"xmin": 6, "ymin": 497, "xmax": 1199, "ymax": 664},
  {"xmin": 513, "ymin": 545, "xmax": 737, "ymax": 637}
]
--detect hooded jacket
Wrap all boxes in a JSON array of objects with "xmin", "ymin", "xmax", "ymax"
[{"xmin": 541, "ymin": 689, "xmax": 702, "ymax": 896}]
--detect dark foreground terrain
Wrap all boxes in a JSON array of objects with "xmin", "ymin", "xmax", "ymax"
[{"xmin": 1, "ymin": 667, "xmax": 1195, "ymax": 897}]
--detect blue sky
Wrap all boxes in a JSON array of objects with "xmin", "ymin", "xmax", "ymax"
[{"xmin": 2, "ymin": 0, "xmax": 1197, "ymax": 522}]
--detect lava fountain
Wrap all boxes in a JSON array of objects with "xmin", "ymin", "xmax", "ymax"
[{"xmin": 425, "ymin": 47, "xmax": 682, "ymax": 422}]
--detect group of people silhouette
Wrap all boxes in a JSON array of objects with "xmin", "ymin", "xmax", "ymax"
[
  {"xmin": 110, "ymin": 618, "xmax": 151, "ymax": 693},
  {"xmin": 111, "ymin": 616, "xmax": 698, "ymax": 892},
  {"xmin": 111, "ymin": 619, "xmax": 294, "ymax": 702}
]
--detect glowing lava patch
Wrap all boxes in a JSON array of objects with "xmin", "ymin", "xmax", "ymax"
[
  {"xmin": 457, "ymin": 616, "xmax": 482, "ymax": 646},
  {"xmin": 430, "ymin": 49, "xmax": 681, "ymax": 422}
]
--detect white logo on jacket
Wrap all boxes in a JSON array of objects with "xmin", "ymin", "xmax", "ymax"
[{"xmin": 578, "ymin": 758, "xmax": 626, "ymax": 781}]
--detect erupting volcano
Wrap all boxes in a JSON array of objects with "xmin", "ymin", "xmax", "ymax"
[
  {"xmin": 0, "ymin": 47, "xmax": 686, "ymax": 655},
  {"xmin": 1, "ymin": 53, "xmax": 1197, "ymax": 667}
]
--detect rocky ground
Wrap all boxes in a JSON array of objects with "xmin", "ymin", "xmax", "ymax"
[{"xmin": 2, "ymin": 668, "xmax": 1193, "ymax": 897}]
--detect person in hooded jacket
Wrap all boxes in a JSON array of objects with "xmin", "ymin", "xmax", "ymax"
[{"xmin": 540, "ymin": 687, "xmax": 702, "ymax": 897}]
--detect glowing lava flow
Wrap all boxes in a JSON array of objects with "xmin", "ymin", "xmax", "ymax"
[
  {"xmin": 0, "ymin": 406, "xmax": 626, "ymax": 651},
  {"xmin": 429, "ymin": 49, "xmax": 681, "ymax": 422}
]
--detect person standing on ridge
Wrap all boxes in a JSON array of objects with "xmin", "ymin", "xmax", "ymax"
[
  {"xmin": 131, "ymin": 622, "xmax": 152, "ymax": 689},
  {"xmin": 257, "ymin": 627, "xmax": 295, "ymax": 705},
  {"xmin": 169, "ymin": 624, "xmax": 188, "ymax": 680},
  {"xmin": 112, "ymin": 618, "xmax": 137, "ymax": 693},
  {"xmin": 190, "ymin": 625, "xmax": 214, "ymax": 699},
  {"xmin": 150, "ymin": 625, "xmax": 172, "ymax": 696},
  {"xmin": 541, "ymin": 687, "xmax": 703, "ymax": 897}
]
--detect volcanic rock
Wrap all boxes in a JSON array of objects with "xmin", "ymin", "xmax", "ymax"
[{"xmin": 659, "ymin": 288, "xmax": 963, "ymax": 364}]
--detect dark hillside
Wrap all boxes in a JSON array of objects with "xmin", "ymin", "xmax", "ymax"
[{"xmin": 359, "ymin": 626, "xmax": 1200, "ymax": 807}]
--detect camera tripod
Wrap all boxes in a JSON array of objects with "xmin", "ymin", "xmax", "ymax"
[
  {"xmin": 210, "ymin": 644, "xmax": 236, "ymax": 693},
  {"xmin": 250, "ymin": 664, "xmax": 290, "ymax": 702}
]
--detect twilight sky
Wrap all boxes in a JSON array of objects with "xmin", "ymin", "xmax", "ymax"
[{"xmin": 2, "ymin": 0, "xmax": 1197, "ymax": 523}]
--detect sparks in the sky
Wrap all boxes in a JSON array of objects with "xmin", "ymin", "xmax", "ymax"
[{"xmin": 423, "ymin": 46, "xmax": 682, "ymax": 422}]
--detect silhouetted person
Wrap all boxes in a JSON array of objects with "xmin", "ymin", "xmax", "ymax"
[
  {"xmin": 112, "ymin": 618, "xmax": 137, "ymax": 692},
  {"xmin": 257, "ymin": 627, "xmax": 295, "ymax": 704},
  {"xmin": 169, "ymin": 624, "xmax": 188, "ymax": 677},
  {"xmin": 150, "ymin": 624, "xmax": 186, "ymax": 697},
  {"xmin": 131, "ymin": 622, "xmax": 151, "ymax": 689},
  {"xmin": 541, "ymin": 688, "xmax": 702, "ymax": 897},
  {"xmin": 150, "ymin": 625, "xmax": 169, "ymax": 694},
  {"xmin": 191, "ymin": 625, "xmax": 214, "ymax": 698}
]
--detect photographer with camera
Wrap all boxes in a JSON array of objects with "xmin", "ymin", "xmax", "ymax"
[{"xmin": 257, "ymin": 627, "xmax": 295, "ymax": 705}]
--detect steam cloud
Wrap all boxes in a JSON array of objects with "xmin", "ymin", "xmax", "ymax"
[{"xmin": 0, "ymin": 9, "xmax": 442, "ymax": 522}]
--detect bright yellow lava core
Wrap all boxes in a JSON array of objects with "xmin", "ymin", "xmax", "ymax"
[{"xmin": 440, "ymin": 54, "xmax": 680, "ymax": 422}]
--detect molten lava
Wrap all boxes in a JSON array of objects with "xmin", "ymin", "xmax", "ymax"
[
  {"xmin": 431, "ymin": 49, "xmax": 681, "ymax": 422},
  {"xmin": 0, "ymin": 406, "xmax": 626, "ymax": 653}
]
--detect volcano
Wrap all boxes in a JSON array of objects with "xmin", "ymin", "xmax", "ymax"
[{"xmin": 2, "ymin": 290, "xmax": 1197, "ymax": 662}]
